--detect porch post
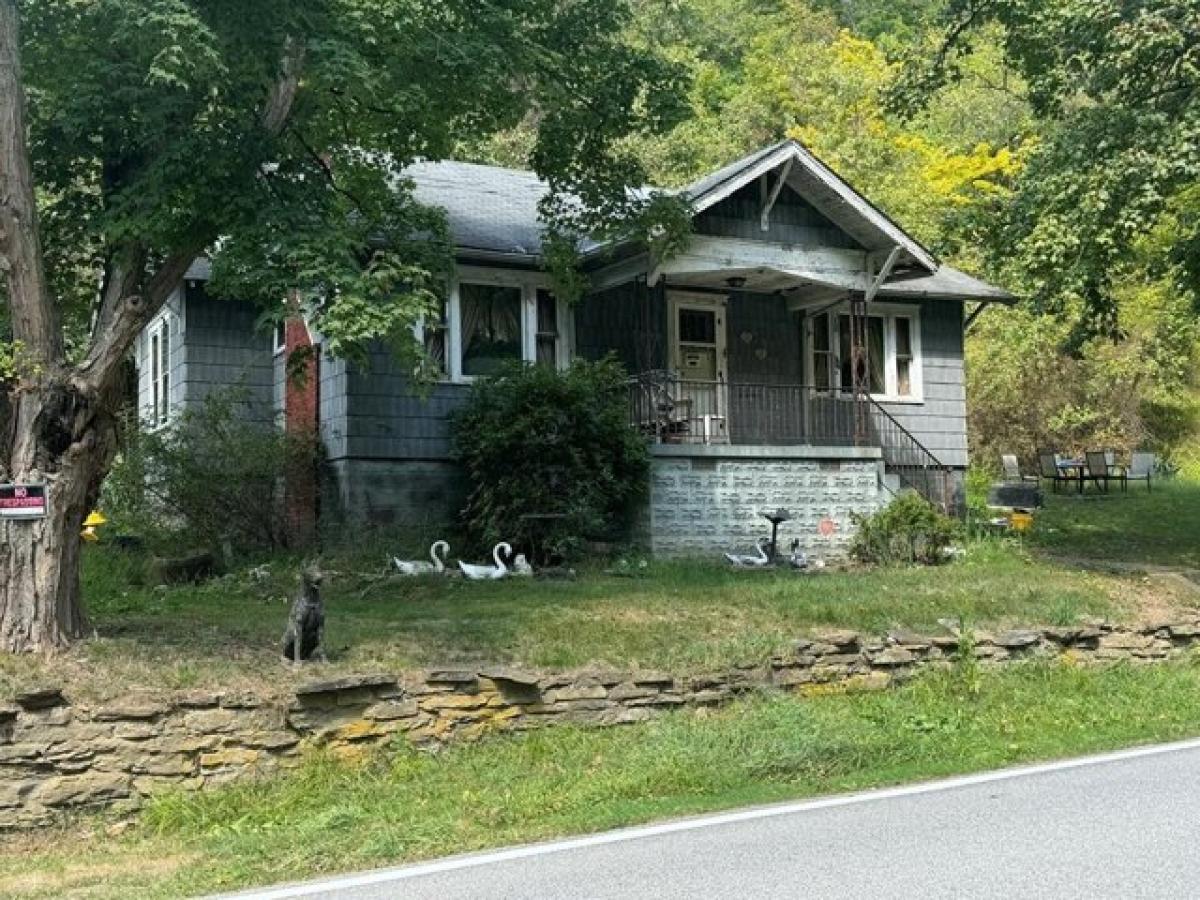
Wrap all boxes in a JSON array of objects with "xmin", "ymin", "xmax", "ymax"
[{"xmin": 849, "ymin": 292, "xmax": 869, "ymax": 445}]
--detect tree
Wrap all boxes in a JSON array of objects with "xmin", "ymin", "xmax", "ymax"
[
  {"xmin": 0, "ymin": 0, "xmax": 685, "ymax": 652},
  {"xmin": 892, "ymin": 0, "xmax": 1200, "ymax": 337}
]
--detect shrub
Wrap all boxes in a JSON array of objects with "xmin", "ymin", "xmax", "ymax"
[
  {"xmin": 849, "ymin": 492, "xmax": 962, "ymax": 565},
  {"xmin": 451, "ymin": 358, "xmax": 649, "ymax": 562},
  {"xmin": 103, "ymin": 389, "xmax": 320, "ymax": 554}
]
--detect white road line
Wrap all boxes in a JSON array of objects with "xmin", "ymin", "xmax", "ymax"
[{"xmin": 215, "ymin": 736, "xmax": 1200, "ymax": 899}]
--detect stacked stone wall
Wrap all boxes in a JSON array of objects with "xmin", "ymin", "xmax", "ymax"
[{"xmin": 5, "ymin": 616, "xmax": 1200, "ymax": 828}]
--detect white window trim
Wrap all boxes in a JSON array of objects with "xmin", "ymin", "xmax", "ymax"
[
  {"xmin": 416, "ymin": 266, "xmax": 574, "ymax": 383},
  {"xmin": 273, "ymin": 320, "xmax": 287, "ymax": 356},
  {"xmin": 145, "ymin": 309, "xmax": 176, "ymax": 430},
  {"xmin": 804, "ymin": 302, "xmax": 923, "ymax": 404}
]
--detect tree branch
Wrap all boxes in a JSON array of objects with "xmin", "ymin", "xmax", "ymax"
[
  {"xmin": 76, "ymin": 34, "xmax": 308, "ymax": 396},
  {"xmin": 0, "ymin": 0, "xmax": 62, "ymax": 368},
  {"xmin": 262, "ymin": 35, "xmax": 306, "ymax": 137}
]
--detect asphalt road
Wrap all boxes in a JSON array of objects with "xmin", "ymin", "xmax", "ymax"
[{"xmin": 219, "ymin": 738, "xmax": 1200, "ymax": 900}]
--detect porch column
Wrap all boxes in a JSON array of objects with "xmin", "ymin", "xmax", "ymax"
[{"xmin": 848, "ymin": 292, "xmax": 870, "ymax": 445}]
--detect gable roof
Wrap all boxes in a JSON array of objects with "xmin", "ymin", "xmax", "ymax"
[
  {"xmin": 679, "ymin": 140, "xmax": 937, "ymax": 272},
  {"xmin": 398, "ymin": 144, "xmax": 1013, "ymax": 302}
]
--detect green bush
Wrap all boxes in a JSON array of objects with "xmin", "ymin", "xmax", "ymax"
[
  {"xmin": 451, "ymin": 358, "xmax": 649, "ymax": 562},
  {"xmin": 849, "ymin": 492, "xmax": 963, "ymax": 565},
  {"xmin": 103, "ymin": 389, "xmax": 320, "ymax": 554}
]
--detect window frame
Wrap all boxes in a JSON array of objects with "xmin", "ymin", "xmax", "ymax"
[
  {"xmin": 416, "ymin": 267, "xmax": 573, "ymax": 383},
  {"xmin": 804, "ymin": 302, "xmax": 923, "ymax": 404},
  {"xmin": 144, "ymin": 309, "xmax": 177, "ymax": 429}
]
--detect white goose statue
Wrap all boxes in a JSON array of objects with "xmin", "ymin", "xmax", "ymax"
[
  {"xmin": 511, "ymin": 553, "xmax": 534, "ymax": 577},
  {"xmin": 393, "ymin": 540, "xmax": 450, "ymax": 576},
  {"xmin": 724, "ymin": 537, "xmax": 771, "ymax": 568},
  {"xmin": 458, "ymin": 542, "xmax": 512, "ymax": 580}
]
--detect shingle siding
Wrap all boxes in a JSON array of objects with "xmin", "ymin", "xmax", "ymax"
[
  {"xmin": 878, "ymin": 300, "xmax": 967, "ymax": 468},
  {"xmin": 695, "ymin": 182, "xmax": 864, "ymax": 250}
]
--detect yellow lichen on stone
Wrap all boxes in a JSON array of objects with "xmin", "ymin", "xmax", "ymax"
[{"xmin": 198, "ymin": 748, "xmax": 260, "ymax": 769}]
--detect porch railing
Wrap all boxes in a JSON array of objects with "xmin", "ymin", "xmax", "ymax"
[
  {"xmin": 627, "ymin": 373, "xmax": 857, "ymax": 447},
  {"xmin": 862, "ymin": 396, "xmax": 956, "ymax": 514},
  {"xmin": 628, "ymin": 372, "xmax": 957, "ymax": 513}
]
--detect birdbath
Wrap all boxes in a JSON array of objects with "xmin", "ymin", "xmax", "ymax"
[{"xmin": 760, "ymin": 508, "xmax": 791, "ymax": 562}]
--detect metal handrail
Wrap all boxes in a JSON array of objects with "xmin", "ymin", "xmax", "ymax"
[{"xmin": 862, "ymin": 395, "xmax": 956, "ymax": 514}]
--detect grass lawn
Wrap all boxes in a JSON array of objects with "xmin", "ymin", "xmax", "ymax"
[
  {"xmin": 0, "ymin": 538, "xmax": 1187, "ymax": 701},
  {"xmin": 9, "ymin": 659, "xmax": 1200, "ymax": 898},
  {"xmin": 1030, "ymin": 478, "xmax": 1200, "ymax": 569}
]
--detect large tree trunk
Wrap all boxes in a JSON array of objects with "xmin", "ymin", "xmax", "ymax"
[
  {"xmin": 0, "ymin": 2, "xmax": 301, "ymax": 653},
  {"xmin": 0, "ymin": 379, "xmax": 119, "ymax": 651}
]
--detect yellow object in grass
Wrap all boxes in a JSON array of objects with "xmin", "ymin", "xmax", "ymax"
[
  {"xmin": 1009, "ymin": 510, "xmax": 1034, "ymax": 533},
  {"xmin": 81, "ymin": 509, "xmax": 108, "ymax": 542}
]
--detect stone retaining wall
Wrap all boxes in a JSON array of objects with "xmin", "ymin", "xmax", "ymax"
[{"xmin": 6, "ymin": 615, "xmax": 1200, "ymax": 829}]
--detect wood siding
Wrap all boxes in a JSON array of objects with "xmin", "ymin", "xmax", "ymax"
[{"xmin": 695, "ymin": 182, "xmax": 863, "ymax": 250}]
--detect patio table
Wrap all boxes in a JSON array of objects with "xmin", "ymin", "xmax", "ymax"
[{"xmin": 1056, "ymin": 458, "xmax": 1086, "ymax": 494}]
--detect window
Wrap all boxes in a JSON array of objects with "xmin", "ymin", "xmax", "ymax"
[
  {"xmin": 427, "ymin": 270, "xmax": 571, "ymax": 381},
  {"xmin": 811, "ymin": 312, "xmax": 832, "ymax": 390},
  {"xmin": 535, "ymin": 289, "xmax": 561, "ymax": 367},
  {"xmin": 147, "ymin": 313, "xmax": 174, "ymax": 427},
  {"xmin": 460, "ymin": 283, "xmax": 523, "ymax": 377},
  {"xmin": 895, "ymin": 316, "xmax": 914, "ymax": 397},
  {"xmin": 808, "ymin": 305, "xmax": 921, "ymax": 401}
]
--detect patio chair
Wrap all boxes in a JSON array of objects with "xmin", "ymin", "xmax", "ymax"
[
  {"xmin": 1085, "ymin": 450, "xmax": 1126, "ymax": 493},
  {"xmin": 1001, "ymin": 454, "xmax": 1038, "ymax": 484},
  {"xmin": 1037, "ymin": 450, "xmax": 1076, "ymax": 494},
  {"xmin": 1127, "ymin": 452, "xmax": 1155, "ymax": 492}
]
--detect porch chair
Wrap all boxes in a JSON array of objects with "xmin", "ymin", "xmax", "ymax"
[
  {"xmin": 1037, "ymin": 450, "xmax": 1076, "ymax": 494},
  {"xmin": 1001, "ymin": 454, "xmax": 1038, "ymax": 484},
  {"xmin": 1126, "ymin": 452, "xmax": 1155, "ymax": 492},
  {"xmin": 1084, "ymin": 450, "xmax": 1126, "ymax": 493}
]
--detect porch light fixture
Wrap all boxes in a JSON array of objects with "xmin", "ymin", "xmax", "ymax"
[{"xmin": 725, "ymin": 276, "xmax": 747, "ymax": 289}]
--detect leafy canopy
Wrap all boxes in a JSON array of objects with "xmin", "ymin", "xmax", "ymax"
[
  {"xmin": 14, "ymin": 0, "xmax": 688, "ymax": 367},
  {"xmin": 893, "ymin": 0, "xmax": 1200, "ymax": 336}
]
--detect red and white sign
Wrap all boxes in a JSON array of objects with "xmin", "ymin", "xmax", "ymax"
[
  {"xmin": 818, "ymin": 517, "xmax": 837, "ymax": 537},
  {"xmin": 0, "ymin": 483, "xmax": 47, "ymax": 520}
]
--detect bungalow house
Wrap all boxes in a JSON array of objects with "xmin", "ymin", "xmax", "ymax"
[{"xmin": 134, "ymin": 140, "xmax": 1012, "ymax": 557}]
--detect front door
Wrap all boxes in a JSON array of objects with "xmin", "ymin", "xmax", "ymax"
[{"xmin": 668, "ymin": 293, "xmax": 729, "ymax": 443}]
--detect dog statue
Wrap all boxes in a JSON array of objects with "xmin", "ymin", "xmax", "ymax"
[{"xmin": 281, "ymin": 564, "xmax": 326, "ymax": 664}]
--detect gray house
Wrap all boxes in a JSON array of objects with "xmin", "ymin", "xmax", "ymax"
[{"xmin": 134, "ymin": 140, "xmax": 1012, "ymax": 556}]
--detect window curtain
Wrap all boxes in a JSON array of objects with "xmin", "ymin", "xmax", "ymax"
[{"xmin": 461, "ymin": 284, "xmax": 521, "ymax": 376}]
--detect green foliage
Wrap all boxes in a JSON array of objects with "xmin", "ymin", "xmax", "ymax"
[
  {"xmin": 850, "ymin": 492, "xmax": 962, "ymax": 565},
  {"xmin": 103, "ymin": 389, "xmax": 320, "ymax": 554},
  {"xmin": 893, "ymin": 0, "xmax": 1200, "ymax": 334},
  {"xmin": 967, "ymin": 279, "xmax": 1200, "ymax": 468},
  {"xmin": 451, "ymin": 358, "xmax": 650, "ymax": 561},
  {"xmin": 16, "ymin": 0, "xmax": 691, "ymax": 366}
]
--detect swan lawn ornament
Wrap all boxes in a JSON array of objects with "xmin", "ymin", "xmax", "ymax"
[
  {"xmin": 458, "ymin": 542, "xmax": 512, "ymax": 580},
  {"xmin": 512, "ymin": 553, "xmax": 534, "ymax": 577},
  {"xmin": 787, "ymin": 539, "xmax": 808, "ymax": 570},
  {"xmin": 393, "ymin": 540, "xmax": 450, "ymax": 576},
  {"xmin": 724, "ymin": 537, "xmax": 771, "ymax": 568}
]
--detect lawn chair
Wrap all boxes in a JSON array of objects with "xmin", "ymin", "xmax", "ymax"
[
  {"xmin": 1037, "ymin": 450, "xmax": 1076, "ymax": 494},
  {"xmin": 1001, "ymin": 454, "xmax": 1038, "ymax": 484},
  {"xmin": 1085, "ymin": 450, "xmax": 1125, "ymax": 493},
  {"xmin": 1126, "ymin": 452, "xmax": 1155, "ymax": 492}
]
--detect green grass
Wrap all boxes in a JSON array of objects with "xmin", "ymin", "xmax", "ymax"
[
  {"xmin": 10, "ymin": 659, "xmax": 1200, "ymax": 898},
  {"xmin": 1031, "ymin": 478, "xmax": 1200, "ymax": 568},
  {"xmin": 0, "ymin": 539, "xmax": 1164, "ymax": 701}
]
